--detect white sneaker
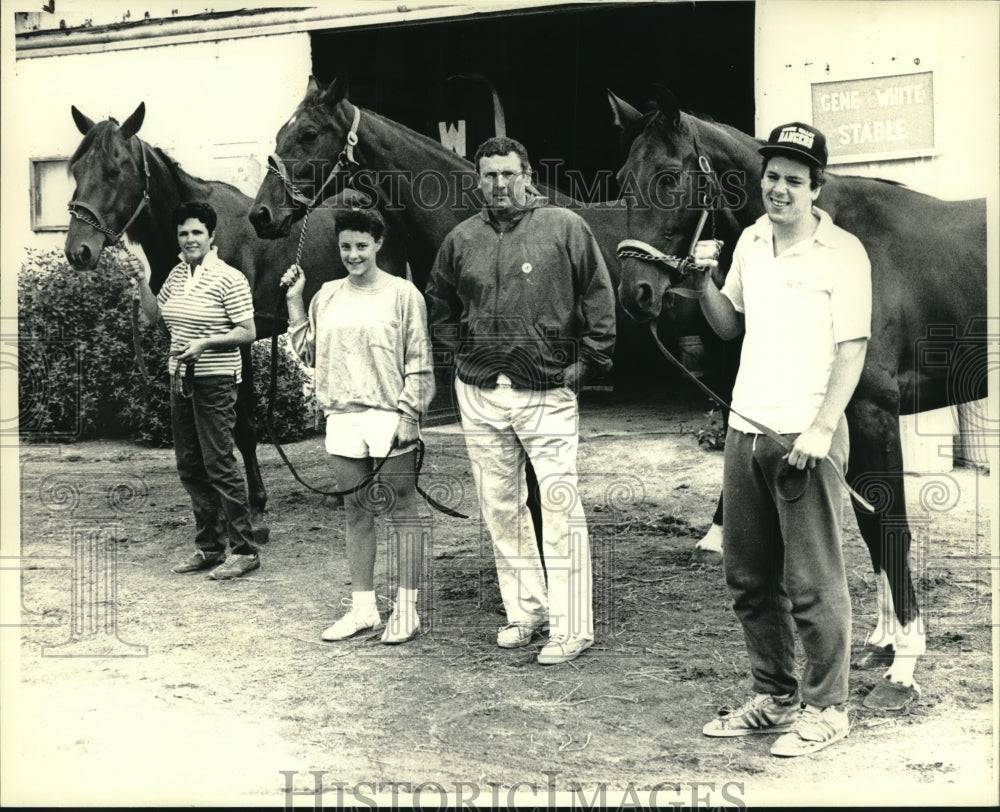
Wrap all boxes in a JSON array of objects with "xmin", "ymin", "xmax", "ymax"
[
  {"xmin": 770, "ymin": 705, "xmax": 849, "ymax": 757},
  {"xmin": 321, "ymin": 605, "xmax": 383, "ymax": 641},
  {"xmin": 381, "ymin": 608, "xmax": 420, "ymax": 645},
  {"xmin": 497, "ymin": 621, "xmax": 546, "ymax": 649},
  {"xmin": 537, "ymin": 635, "xmax": 593, "ymax": 665},
  {"xmin": 703, "ymin": 692, "xmax": 800, "ymax": 737}
]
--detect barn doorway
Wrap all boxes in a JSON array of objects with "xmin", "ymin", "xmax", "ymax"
[{"xmin": 309, "ymin": 2, "xmax": 755, "ymax": 194}]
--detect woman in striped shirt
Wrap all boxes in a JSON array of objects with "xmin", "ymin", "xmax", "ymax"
[{"xmin": 125, "ymin": 201, "xmax": 261, "ymax": 580}]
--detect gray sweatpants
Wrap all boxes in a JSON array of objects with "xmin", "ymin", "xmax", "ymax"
[{"xmin": 722, "ymin": 417, "xmax": 852, "ymax": 708}]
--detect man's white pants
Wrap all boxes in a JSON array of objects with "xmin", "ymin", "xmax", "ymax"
[{"xmin": 456, "ymin": 377, "xmax": 593, "ymax": 642}]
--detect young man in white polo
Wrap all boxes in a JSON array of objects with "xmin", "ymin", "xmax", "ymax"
[{"xmin": 692, "ymin": 122, "xmax": 872, "ymax": 756}]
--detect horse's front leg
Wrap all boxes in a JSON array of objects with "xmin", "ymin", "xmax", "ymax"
[
  {"xmin": 847, "ymin": 396, "xmax": 924, "ymax": 710},
  {"xmin": 690, "ymin": 335, "xmax": 737, "ymax": 566},
  {"xmin": 235, "ymin": 344, "xmax": 270, "ymax": 544}
]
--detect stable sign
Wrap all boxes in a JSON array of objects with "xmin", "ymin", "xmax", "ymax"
[{"xmin": 811, "ymin": 71, "xmax": 935, "ymax": 164}]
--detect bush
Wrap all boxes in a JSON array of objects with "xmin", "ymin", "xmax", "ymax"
[
  {"xmin": 695, "ymin": 407, "xmax": 727, "ymax": 451},
  {"xmin": 18, "ymin": 246, "xmax": 319, "ymax": 446},
  {"xmin": 252, "ymin": 335, "xmax": 320, "ymax": 445}
]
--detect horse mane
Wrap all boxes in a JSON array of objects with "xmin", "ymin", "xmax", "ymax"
[
  {"xmin": 303, "ymin": 87, "xmax": 476, "ymax": 171},
  {"xmin": 149, "ymin": 144, "xmax": 185, "ymax": 186},
  {"xmin": 70, "ymin": 117, "xmax": 247, "ymax": 200},
  {"xmin": 837, "ymin": 174, "xmax": 907, "ymax": 188},
  {"xmin": 629, "ymin": 99, "xmax": 916, "ymax": 195},
  {"xmin": 688, "ymin": 113, "xmax": 911, "ymax": 189},
  {"xmin": 637, "ymin": 105, "xmax": 765, "ymax": 156},
  {"xmin": 687, "ymin": 110, "xmax": 718, "ymax": 124}
]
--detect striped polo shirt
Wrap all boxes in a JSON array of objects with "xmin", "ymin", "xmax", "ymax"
[{"xmin": 157, "ymin": 248, "xmax": 255, "ymax": 381}]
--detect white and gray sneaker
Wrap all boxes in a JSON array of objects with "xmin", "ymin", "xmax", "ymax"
[
  {"xmin": 770, "ymin": 705, "xmax": 849, "ymax": 757},
  {"xmin": 703, "ymin": 692, "xmax": 801, "ymax": 737}
]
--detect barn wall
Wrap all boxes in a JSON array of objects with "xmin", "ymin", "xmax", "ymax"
[
  {"xmin": 754, "ymin": 0, "xmax": 1000, "ymax": 201},
  {"xmin": 10, "ymin": 2, "xmax": 998, "ymax": 243},
  {"xmin": 6, "ymin": 2, "xmax": 996, "ymax": 450},
  {"xmin": 7, "ymin": 31, "xmax": 311, "ymax": 253},
  {"xmin": 6, "ymin": 2, "xmax": 759, "ymax": 257}
]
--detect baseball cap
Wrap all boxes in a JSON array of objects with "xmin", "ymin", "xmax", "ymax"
[{"xmin": 758, "ymin": 122, "xmax": 828, "ymax": 168}]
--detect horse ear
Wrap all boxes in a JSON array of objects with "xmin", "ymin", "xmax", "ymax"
[
  {"xmin": 71, "ymin": 105, "xmax": 95, "ymax": 135},
  {"xmin": 607, "ymin": 90, "xmax": 643, "ymax": 133},
  {"xmin": 320, "ymin": 77, "xmax": 349, "ymax": 106},
  {"xmin": 306, "ymin": 75, "xmax": 321, "ymax": 97},
  {"xmin": 651, "ymin": 84, "xmax": 681, "ymax": 130},
  {"xmin": 119, "ymin": 102, "xmax": 146, "ymax": 139}
]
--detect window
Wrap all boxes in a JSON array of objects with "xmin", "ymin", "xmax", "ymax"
[
  {"xmin": 211, "ymin": 142, "xmax": 263, "ymax": 197},
  {"xmin": 30, "ymin": 157, "xmax": 72, "ymax": 232}
]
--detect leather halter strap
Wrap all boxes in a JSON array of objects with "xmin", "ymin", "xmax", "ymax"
[
  {"xmin": 266, "ymin": 103, "xmax": 362, "ymax": 211},
  {"xmin": 68, "ymin": 139, "xmax": 151, "ymax": 246}
]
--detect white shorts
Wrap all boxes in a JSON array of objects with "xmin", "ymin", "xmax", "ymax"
[{"xmin": 324, "ymin": 408, "xmax": 415, "ymax": 459}]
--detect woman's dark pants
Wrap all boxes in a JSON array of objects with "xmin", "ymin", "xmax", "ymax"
[{"xmin": 170, "ymin": 376, "xmax": 258, "ymax": 556}]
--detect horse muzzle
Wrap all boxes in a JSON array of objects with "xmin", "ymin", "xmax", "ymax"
[
  {"xmin": 64, "ymin": 232, "xmax": 104, "ymax": 270},
  {"xmin": 617, "ymin": 268, "xmax": 664, "ymax": 323},
  {"xmin": 248, "ymin": 201, "xmax": 295, "ymax": 239}
]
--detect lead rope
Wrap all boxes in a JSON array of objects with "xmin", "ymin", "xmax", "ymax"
[
  {"xmin": 172, "ymin": 359, "xmax": 195, "ymax": 398},
  {"xmin": 642, "ymin": 161, "xmax": 873, "ymax": 512},
  {"xmin": 130, "ymin": 296, "xmax": 150, "ymax": 381},
  {"xmin": 646, "ymin": 323, "xmax": 873, "ymax": 511}
]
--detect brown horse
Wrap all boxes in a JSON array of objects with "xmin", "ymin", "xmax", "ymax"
[
  {"xmin": 608, "ymin": 87, "xmax": 988, "ymax": 707},
  {"xmin": 64, "ymin": 102, "xmax": 408, "ymax": 540}
]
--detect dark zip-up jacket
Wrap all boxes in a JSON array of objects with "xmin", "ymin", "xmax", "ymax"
[{"xmin": 426, "ymin": 197, "xmax": 616, "ymax": 390}]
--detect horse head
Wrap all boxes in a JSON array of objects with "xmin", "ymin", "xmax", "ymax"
[
  {"xmin": 249, "ymin": 76, "xmax": 357, "ymax": 238},
  {"xmin": 609, "ymin": 87, "xmax": 758, "ymax": 323},
  {"xmin": 65, "ymin": 103, "xmax": 148, "ymax": 270}
]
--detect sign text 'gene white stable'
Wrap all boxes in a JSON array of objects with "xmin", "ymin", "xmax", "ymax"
[{"xmin": 811, "ymin": 71, "xmax": 935, "ymax": 163}]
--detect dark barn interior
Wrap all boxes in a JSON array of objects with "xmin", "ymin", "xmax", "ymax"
[
  {"xmin": 310, "ymin": 1, "xmax": 755, "ymax": 195},
  {"xmin": 309, "ymin": 2, "xmax": 754, "ymax": 389}
]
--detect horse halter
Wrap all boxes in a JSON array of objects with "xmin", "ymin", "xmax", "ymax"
[
  {"xmin": 266, "ymin": 103, "xmax": 362, "ymax": 211},
  {"xmin": 616, "ymin": 152, "xmax": 718, "ymax": 288},
  {"xmin": 67, "ymin": 139, "xmax": 151, "ymax": 247}
]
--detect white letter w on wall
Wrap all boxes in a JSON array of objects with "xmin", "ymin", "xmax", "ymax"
[{"xmin": 438, "ymin": 120, "xmax": 467, "ymax": 158}]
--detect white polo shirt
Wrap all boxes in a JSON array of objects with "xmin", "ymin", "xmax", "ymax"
[{"xmin": 721, "ymin": 207, "xmax": 872, "ymax": 434}]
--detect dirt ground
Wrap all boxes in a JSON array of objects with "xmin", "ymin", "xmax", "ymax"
[{"xmin": 3, "ymin": 382, "xmax": 996, "ymax": 807}]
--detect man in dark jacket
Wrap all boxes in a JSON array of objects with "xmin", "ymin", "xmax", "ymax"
[{"xmin": 426, "ymin": 136, "xmax": 616, "ymax": 665}]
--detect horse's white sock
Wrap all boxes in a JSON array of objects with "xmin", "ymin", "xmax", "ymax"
[
  {"xmin": 696, "ymin": 523, "xmax": 724, "ymax": 553},
  {"xmin": 396, "ymin": 588, "xmax": 419, "ymax": 615},
  {"xmin": 885, "ymin": 615, "xmax": 925, "ymax": 687},
  {"xmin": 384, "ymin": 588, "xmax": 419, "ymax": 640}
]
